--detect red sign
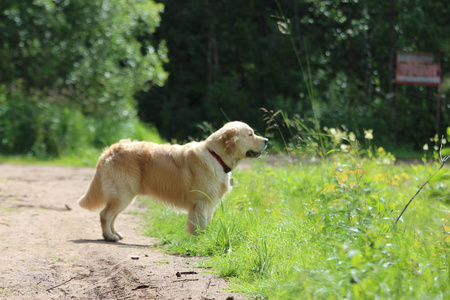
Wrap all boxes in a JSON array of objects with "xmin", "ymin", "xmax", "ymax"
[{"xmin": 396, "ymin": 52, "xmax": 442, "ymax": 86}]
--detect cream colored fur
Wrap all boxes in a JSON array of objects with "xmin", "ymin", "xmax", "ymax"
[{"xmin": 78, "ymin": 121, "xmax": 267, "ymax": 241}]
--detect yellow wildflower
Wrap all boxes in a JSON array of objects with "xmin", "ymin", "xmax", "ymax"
[{"xmin": 374, "ymin": 173, "xmax": 383, "ymax": 182}]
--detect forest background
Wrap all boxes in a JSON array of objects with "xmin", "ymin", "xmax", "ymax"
[{"xmin": 0, "ymin": 0, "xmax": 449, "ymax": 159}]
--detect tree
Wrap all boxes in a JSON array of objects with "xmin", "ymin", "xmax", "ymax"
[
  {"xmin": 0, "ymin": 0, "xmax": 167, "ymax": 113},
  {"xmin": 137, "ymin": 0, "xmax": 303, "ymax": 140},
  {"xmin": 138, "ymin": 0, "xmax": 449, "ymax": 148},
  {"xmin": 0, "ymin": 0, "xmax": 168, "ymax": 155}
]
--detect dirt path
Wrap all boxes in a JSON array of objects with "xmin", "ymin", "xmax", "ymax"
[{"xmin": 0, "ymin": 164, "xmax": 244, "ymax": 300}]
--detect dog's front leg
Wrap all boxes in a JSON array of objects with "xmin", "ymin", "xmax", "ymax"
[{"xmin": 187, "ymin": 203, "xmax": 212, "ymax": 234}]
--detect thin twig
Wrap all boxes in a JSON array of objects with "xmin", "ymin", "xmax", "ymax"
[
  {"xmin": 395, "ymin": 141, "xmax": 449, "ymax": 225},
  {"xmin": 172, "ymin": 279, "xmax": 199, "ymax": 283},
  {"xmin": 46, "ymin": 276, "xmax": 76, "ymax": 292},
  {"xmin": 176, "ymin": 271, "xmax": 197, "ymax": 277},
  {"xmin": 131, "ymin": 284, "xmax": 158, "ymax": 291},
  {"xmin": 155, "ymin": 287, "xmax": 165, "ymax": 298}
]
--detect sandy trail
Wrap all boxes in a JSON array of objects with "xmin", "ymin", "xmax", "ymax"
[{"xmin": 0, "ymin": 164, "xmax": 243, "ymax": 299}]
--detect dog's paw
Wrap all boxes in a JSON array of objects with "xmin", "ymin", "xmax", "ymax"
[
  {"xmin": 103, "ymin": 233, "xmax": 120, "ymax": 242},
  {"xmin": 115, "ymin": 232, "xmax": 124, "ymax": 240}
]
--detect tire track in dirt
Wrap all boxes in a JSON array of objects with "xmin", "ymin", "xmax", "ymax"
[{"xmin": 0, "ymin": 164, "xmax": 243, "ymax": 299}]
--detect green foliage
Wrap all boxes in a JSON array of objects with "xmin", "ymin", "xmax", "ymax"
[
  {"xmin": 137, "ymin": 0, "xmax": 303, "ymax": 140},
  {"xmin": 1, "ymin": 0, "xmax": 448, "ymax": 158},
  {"xmin": 0, "ymin": 87, "xmax": 163, "ymax": 161},
  {"xmin": 0, "ymin": 87, "xmax": 90, "ymax": 157},
  {"xmin": 137, "ymin": 0, "xmax": 449, "ymax": 150},
  {"xmin": 262, "ymin": 109, "xmax": 398, "ymax": 165},
  {"xmin": 0, "ymin": 0, "xmax": 167, "ymax": 158},
  {"xmin": 142, "ymin": 157, "xmax": 450, "ymax": 299},
  {"xmin": 0, "ymin": 0, "xmax": 167, "ymax": 95}
]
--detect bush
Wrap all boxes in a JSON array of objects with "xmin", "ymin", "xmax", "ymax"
[{"xmin": 0, "ymin": 88, "xmax": 162, "ymax": 158}]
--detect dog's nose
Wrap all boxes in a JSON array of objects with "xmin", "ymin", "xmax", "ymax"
[{"xmin": 264, "ymin": 138, "xmax": 269, "ymax": 145}]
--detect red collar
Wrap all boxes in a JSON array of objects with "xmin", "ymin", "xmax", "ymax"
[{"xmin": 208, "ymin": 149, "xmax": 231, "ymax": 173}]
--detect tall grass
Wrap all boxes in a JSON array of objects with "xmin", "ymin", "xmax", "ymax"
[{"xmin": 141, "ymin": 151, "xmax": 449, "ymax": 299}]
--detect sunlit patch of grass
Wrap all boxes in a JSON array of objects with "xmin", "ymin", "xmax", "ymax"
[
  {"xmin": 0, "ymin": 148, "xmax": 100, "ymax": 167},
  {"xmin": 141, "ymin": 157, "xmax": 450, "ymax": 299}
]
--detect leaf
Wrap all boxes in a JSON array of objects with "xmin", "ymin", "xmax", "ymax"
[
  {"xmin": 336, "ymin": 173, "xmax": 349, "ymax": 184},
  {"xmin": 442, "ymin": 148, "xmax": 450, "ymax": 156},
  {"xmin": 321, "ymin": 184, "xmax": 337, "ymax": 193},
  {"xmin": 350, "ymin": 251, "xmax": 364, "ymax": 269},
  {"xmin": 292, "ymin": 117, "xmax": 313, "ymax": 134},
  {"xmin": 326, "ymin": 149, "xmax": 339, "ymax": 155}
]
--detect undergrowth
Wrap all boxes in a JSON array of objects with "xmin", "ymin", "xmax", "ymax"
[
  {"xmin": 0, "ymin": 87, "xmax": 164, "ymax": 165},
  {"xmin": 0, "ymin": 118, "xmax": 163, "ymax": 167}
]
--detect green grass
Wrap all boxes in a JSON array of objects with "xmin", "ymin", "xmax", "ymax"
[
  {"xmin": 0, "ymin": 148, "xmax": 100, "ymax": 166},
  {"xmin": 141, "ymin": 155, "xmax": 450, "ymax": 299}
]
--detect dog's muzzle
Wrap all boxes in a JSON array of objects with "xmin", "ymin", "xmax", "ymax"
[
  {"xmin": 246, "ymin": 138, "xmax": 268, "ymax": 158},
  {"xmin": 246, "ymin": 150, "xmax": 262, "ymax": 158}
]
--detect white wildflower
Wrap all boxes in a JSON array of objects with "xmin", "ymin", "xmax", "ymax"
[
  {"xmin": 349, "ymin": 132, "xmax": 356, "ymax": 142},
  {"xmin": 364, "ymin": 129, "xmax": 373, "ymax": 140}
]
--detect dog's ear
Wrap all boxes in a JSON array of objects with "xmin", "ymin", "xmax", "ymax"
[{"xmin": 219, "ymin": 127, "xmax": 238, "ymax": 153}]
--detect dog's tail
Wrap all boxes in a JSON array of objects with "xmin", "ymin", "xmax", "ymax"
[{"xmin": 78, "ymin": 171, "xmax": 105, "ymax": 211}]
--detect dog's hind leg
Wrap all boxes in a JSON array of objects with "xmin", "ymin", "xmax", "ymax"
[{"xmin": 100, "ymin": 195, "xmax": 135, "ymax": 242}]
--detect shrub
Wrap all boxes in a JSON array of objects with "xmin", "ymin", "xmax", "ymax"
[{"xmin": 0, "ymin": 87, "xmax": 161, "ymax": 158}]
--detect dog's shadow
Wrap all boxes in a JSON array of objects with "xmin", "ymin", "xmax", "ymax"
[{"xmin": 70, "ymin": 239, "xmax": 152, "ymax": 249}]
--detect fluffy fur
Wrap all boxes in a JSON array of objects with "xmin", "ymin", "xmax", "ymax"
[{"xmin": 78, "ymin": 121, "xmax": 268, "ymax": 241}]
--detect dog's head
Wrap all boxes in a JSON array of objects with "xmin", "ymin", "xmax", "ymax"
[{"xmin": 207, "ymin": 121, "xmax": 268, "ymax": 160}]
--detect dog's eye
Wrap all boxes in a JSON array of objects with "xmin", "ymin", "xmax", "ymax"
[{"xmin": 249, "ymin": 132, "xmax": 253, "ymax": 136}]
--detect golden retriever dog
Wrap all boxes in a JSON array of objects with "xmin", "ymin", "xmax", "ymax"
[{"xmin": 78, "ymin": 121, "xmax": 268, "ymax": 241}]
